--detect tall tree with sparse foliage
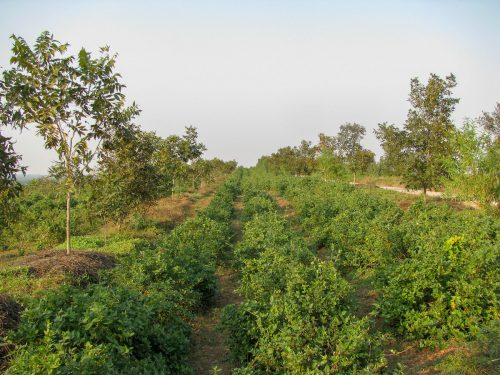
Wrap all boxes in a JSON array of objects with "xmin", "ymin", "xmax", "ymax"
[
  {"xmin": 401, "ymin": 73, "xmax": 459, "ymax": 195},
  {"xmin": 0, "ymin": 32, "xmax": 139, "ymax": 254},
  {"xmin": 480, "ymin": 102, "xmax": 500, "ymax": 140},
  {"xmin": 334, "ymin": 123, "xmax": 366, "ymax": 161},
  {"xmin": 156, "ymin": 126, "xmax": 206, "ymax": 197},
  {"xmin": 334, "ymin": 123, "xmax": 371, "ymax": 183}
]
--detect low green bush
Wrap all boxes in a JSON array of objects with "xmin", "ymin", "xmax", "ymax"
[
  {"xmin": 376, "ymin": 203, "xmax": 499, "ymax": 345},
  {"xmin": 1, "ymin": 179, "xmax": 99, "ymax": 252},
  {"xmin": 223, "ymin": 257, "xmax": 384, "ymax": 374},
  {"xmin": 435, "ymin": 320, "xmax": 500, "ymax": 374},
  {"xmin": 240, "ymin": 194, "xmax": 278, "ymax": 222},
  {"xmin": 281, "ymin": 178, "xmax": 398, "ymax": 270},
  {"xmin": 3, "ymin": 173, "xmax": 242, "ymax": 374},
  {"xmin": 6, "ymin": 284, "xmax": 191, "ymax": 374},
  {"xmin": 165, "ymin": 215, "xmax": 230, "ymax": 263},
  {"xmin": 234, "ymin": 212, "xmax": 298, "ymax": 266},
  {"xmin": 201, "ymin": 178, "xmax": 239, "ymax": 224},
  {"xmin": 277, "ymin": 176, "xmax": 499, "ymax": 347}
]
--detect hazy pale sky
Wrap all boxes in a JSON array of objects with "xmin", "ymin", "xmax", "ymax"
[{"xmin": 1, "ymin": 0, "xmax": 499, "ymax": 173}]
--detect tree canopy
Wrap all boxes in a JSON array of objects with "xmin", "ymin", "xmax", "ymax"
[
  {"xmin": 0, "ymin": 31, "xmax": 140, "ymax": 253},
  {"xmin": 402, "ymin": 73, "xmax": 459, "ymax": 194}
]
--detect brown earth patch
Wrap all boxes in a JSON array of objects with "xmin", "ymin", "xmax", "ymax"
[
  {"xmin": 145, "ymin": 189, "xmax": 215, "ymax": 230},
  {"xmin": 0, "ymin": 294, "xmax": 20, "ymax": 337},
  {"xmin": 275, "ymin": 196, "xmax": 290, "ymax": 210},
  {"xmin": 147, "ymin": 195, "xmax": 196, "ymax": 228},
  {"xmin": 386, "ymin": 342, "xmax": 458, "ymax": 374},
  {"xmin": 233, "ymin": 200, "xmax": 244, "ymax": 211},
  {"xmin": 354, "ymin": 285, "xmax": 378, "ymax": 319},
  {"xmin": 17, "ymin": 250, "xmax": 115, "ymax": 281},
  {"xmin": 99, "ymin": 184, "xmax": 217, "ymax": 236},
  {"xmin": 273, "ymin": 194, "xmax": 305, "ymax": 237},
  {"xmin": 147, "ymin": 185, "xmax": 217, "ymax": 228},
  {"xmin": 0, "ymin": 250, "xmax": 22, "ymax": 269},
  {"xmin": 0, "ymin": 294, "xmax": 21, "ymax": 371},
  {"xmin": 231, "ymin": 197, "xmax": 244, "ymax": 243},
  {"xmin": 190, "ymin": 269, "xmax": 241, "ymax": 375},
  {"xmin": 317, "ymin": 246, "xmax": 329, "ymax": 260}
]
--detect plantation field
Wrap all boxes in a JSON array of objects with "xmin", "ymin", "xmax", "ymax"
[
  {"xmin": 1, "ymin": 6, "xmax": 499, "ymax": 374},
  {"xmin": 1, "ymin": 169, "xmax": 497, "ymax": 374}
]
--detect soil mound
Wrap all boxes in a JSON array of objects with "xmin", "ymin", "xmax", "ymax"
[
  {"xmin": 0, "ymin": 294, "xmax": 20, "ymax": 337},
  {"xmin": 1, "ymin": 294, "xmax": 21, "ymax": 370},
  {"xmin": 19, "ymin": 250, "xmax": 116, "ymax": 280}
]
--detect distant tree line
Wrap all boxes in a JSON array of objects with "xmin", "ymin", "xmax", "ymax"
[
  {"xmin": 257, "ymin": 122, "xmax": 375, "ymax": 182},
  {"xmin": 257, "ymin": 73, "xmax": 499, "ymax": 205}
]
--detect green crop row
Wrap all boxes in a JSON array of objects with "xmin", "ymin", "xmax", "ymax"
[
  {"xmin": 3, "ymin": 174, "xmax": 242, "ymax": 374},
  {"xmin": 277, "ymin": 176, "xmax": 499, "ymax": 347},
  {"xmin": 220, "ymin": 176, "xmax": 385, "ymax": 374}
]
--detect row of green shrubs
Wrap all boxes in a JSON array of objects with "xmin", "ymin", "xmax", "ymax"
[
  {"xmin": 3, "ymin": 174, "xmax": 242, "ymax": 374},
  {"xmin": 220, "ymin": 179, "xmax": 385, "ymax": 374},
  {"xmin": 277, "ymin": 176, "xmax": 499, "ymax": 347}
]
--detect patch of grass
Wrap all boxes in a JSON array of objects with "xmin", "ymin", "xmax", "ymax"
[
  {"xmin": 55, "ymin": 234, "xmax": 148, "ymax": 255},
  {"xmin": 356, "ymin": 186, "xmax": 421, "ymax": 210},
  {"xmin": 0, "ymin": 266, "xmax": 65, "ymax": 301},
  {"xmin": 436, "ymin": 321, "xmax": 499, "ymax": 375},
  {"xmin": 356, "ymin": 175, "xmax": 404, "ymax": 188}
]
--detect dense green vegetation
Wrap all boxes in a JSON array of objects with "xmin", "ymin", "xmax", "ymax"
[
  {"xmin": 266, "ymin": 174, "xmax": 497, "ymax": 372},
  {"xmin": 0, "ymin": 179, "xmax": 97, "ymax": 252},
  {"xmin": 2, "ymin": 174, "xmax": 241, "ymax": 374},
  {"xmin": 0, "ymin": 31, "xmax": 498, "ymax": 374},
  {"xmin": 221, "ymin": 182, "xmax": 385, "ymax": 373},
  {"xmin": 0, "ymin": 164, "xmax": 498, "ymax": 374},
  {"xmin": 277, "ymin": 176, "xmax": 498, "ymax": 343}
]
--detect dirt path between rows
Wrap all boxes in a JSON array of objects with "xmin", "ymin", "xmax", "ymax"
[
  {"xmin": 377, "ymin": 185, "xmax": 444, "ymax": 197},
  {"xmin": 190, "ymin": 269, "xmax": 241, "ymax": 375},
  {"xmin": 189, "ymin": 197, "xmax": 243, "ymax": 375},
  {"xmin": 370, "ymin": 184, "xmax": 482, "ymax": 209}
]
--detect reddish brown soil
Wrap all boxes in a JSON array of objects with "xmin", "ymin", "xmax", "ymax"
[
  {"xmin": 99, "ymin": 184, "xmax": 217, "ymax": 236},
  {"xmin": 147, "ymin": 185, "xmax": 216, "ymax": 226},
  {"xmin": 385, "ymin": 342, "xmax": 458, "ymax": 374},
  {"xmin": 190, "ymin": 196, "xmax": 243, "ymax": 374}
]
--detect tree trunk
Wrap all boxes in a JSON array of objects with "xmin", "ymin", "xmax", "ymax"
[
  {"xmin": 171, "ymin": 179, "xmax": 175, "ymax": 200},
  {"xmin": 66, "ymin": 191, "xmax": 71, "ymax": 255},
  {"xmin": 423, "ymin": 186, "xmax": 427, "ymax": 202},
  {"xmin": 353, "ymin": 172, "xmax": 356, "ymax": 185}
]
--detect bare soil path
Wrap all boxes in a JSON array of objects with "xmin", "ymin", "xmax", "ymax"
[
  {"xmin": 189, "ymin": 196, "xmax": 244, "ymax": 375},
  {"xmin": 376, "ymin": 185, "xmax": 444, "ymax": 197},
  {"xmin": 190, "ymin": 268, "xmax": 241, "ymax": 375},
  {"xmin": 360, "ymin": 183, "xmax": 482, "ymax": 209}
]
